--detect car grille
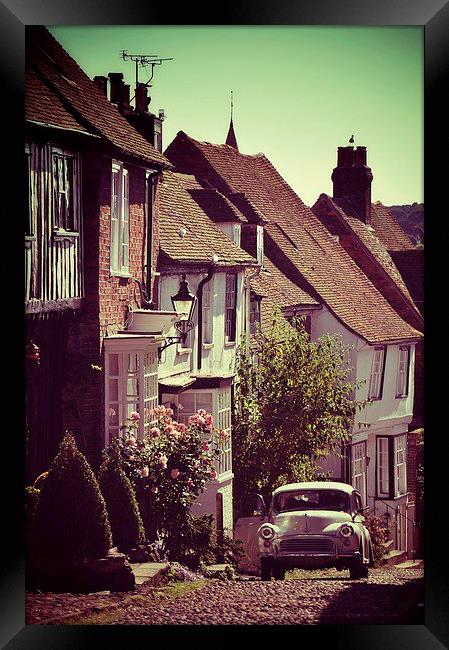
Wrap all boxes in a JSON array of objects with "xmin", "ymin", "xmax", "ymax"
[{"xmin": 279, "ymin": 537, "xmax": 334, "ymax": 554}]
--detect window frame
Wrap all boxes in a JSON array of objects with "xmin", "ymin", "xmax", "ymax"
[
  {"xmin": 396, "ymin": 345, "xmax": 410, "ymax": 398},
  {"xmin": 394, "ymin": 434, "xmax": 407, "ymax": 497},
  {"xmin": 224, "ymin": 273, "xmax": 238, "ymax": 343},
  {"xmin": 376, "ymin": 436, "xmax": 391, "ymax": 499},
  {"xmin": 256, "ymin": 224, "xmax": 264, "ymax": 267},
  {"xmin": 25, "ymin": 143, "xmax": 36, "ymax": 239},
  {"xmin": 376, "ymin": 434, "xmax": 408, "ymax": 500},
  {"xmin": 351, "ymin": 441, "xmax": 367, "ymax": 506},
  {"xmin": 202, "ymin": 279, "xmax": 214, "ymax": 345},
  {"xmin": 368, "ymin": 346, "xmax": 387, "ymax": 400},
  {"xmin": 51, "ymin": 146, "xmax": 80, "ymax": 234},
  {"xmin": 110, "ymin": 160, "xmax": 130, "ymax": 277}
]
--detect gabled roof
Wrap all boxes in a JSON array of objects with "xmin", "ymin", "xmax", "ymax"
[
  {"xmin": 371, "ymin": 202, "xmax": 416, "ymax": 252},
  {"xmin": 26, "ymin": 26, "xmax": 168, "ymax": 167},
  {"xmin": 165, "ymin": 132, "xmax": 422, "ymax": 344},
  {"xmin": 158, "ymin": 171, "xmax": 257, "ymax": 267},
  {"xmin": 312, "ymin": 194, "xmax": 421, "ymax": 322}
]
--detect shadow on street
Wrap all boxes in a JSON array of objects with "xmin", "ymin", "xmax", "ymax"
[{"xmin": 318, "ymin": 576, "xmax": 424, "ymax": 624}]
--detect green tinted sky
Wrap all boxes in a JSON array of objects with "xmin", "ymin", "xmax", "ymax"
[{"xmin": 49, "ymin": 26, "xmax": 423, "ymax": 206}]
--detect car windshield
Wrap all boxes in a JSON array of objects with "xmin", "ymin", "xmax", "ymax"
[{"xmin": 273, "ymin": 489, "xmax": 350, "ymax": 513}]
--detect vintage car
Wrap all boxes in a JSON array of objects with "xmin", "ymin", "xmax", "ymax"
[{"xmin": 234, "ymin": 481, "xmax": 373, "ymax": 580}]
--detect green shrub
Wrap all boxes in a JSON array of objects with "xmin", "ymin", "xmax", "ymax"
[
  {"xmin": 364, "ymin": 513, "xmax": 388, "ymax": 566},
  {"xmin": 98, "ymin": 442, "xmax": 145, "ymax": 553},
  {"xmin": 33, "ymin": 433, "xmax": 112, "ymax": 563}
]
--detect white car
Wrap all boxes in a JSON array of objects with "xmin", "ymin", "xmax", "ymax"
[{"xmin": 234, "ymin": 481, "xmax": 374, "ymax": 581}]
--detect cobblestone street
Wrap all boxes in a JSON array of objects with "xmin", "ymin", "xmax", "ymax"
[{"xmin": 26, "ymin": 566, "xmax": 424, "ymax": 626}]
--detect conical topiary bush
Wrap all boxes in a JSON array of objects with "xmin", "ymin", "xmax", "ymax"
[
  {"xmin": 98, "ymin": 441, "xmax": 145, "ymax": 553},
  {"xmin": 33, "ymin": 432, "xmax": 112, "ymax": 563}
]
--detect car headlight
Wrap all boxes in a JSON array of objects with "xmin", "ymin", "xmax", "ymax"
[
  {"xmin": 259, "ymin": 524, "xmax": 276, "ymax": 540},
  {"xmin": 339, "ymin": 524, "xmax": 354, "ymax": 538}
]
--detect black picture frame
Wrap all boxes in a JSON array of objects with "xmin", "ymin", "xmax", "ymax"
[{"xmin": 2, "ymin": 0, "xmax": 446, "ymax": 646}]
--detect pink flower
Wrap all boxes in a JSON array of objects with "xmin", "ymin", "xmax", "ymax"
[
  {"xmin": 141, "ymin": 466, "xmax": 149, "ymax": 478},
  {"xmin": 159, "ymin": 454, "xmax": 168, "ymax": 469},
  {"xmin": 150, "ymin": 427, "xmax": 161, "ymax": 438},
  {"xmin": 198, "ymin": 409, "xmax": 207, "ymax": 417},
  {"xmin": 209, "ymin": 469, "xmax": 218, "ymax": 481},
  {"xmin": 127, "ymin": 435, "xmax": 137, "ymax": 446},
  {"xmin": 177, "ymin": 423, "xmax": 186, "ymax": 435},
  {"xmin": 202, "ymin": 441, "xmax": 210, "ymax": 452},
  {"xmin": 189, "ymin": 414, "xmax": 200, "ymax": 425},
  {"xmin": 129, "ymin": 411, "xmax": 140, "ymax": 422},
  {"xmin": 205, "ymin": 414, "xmax": 214, "ymax": 429},
  {"xmin": 187, "ymin": 478, "xmax": 194, "ymax": 487},
  {"xmin": 171, "ymin": 468, "xmax": 180, "ymax": 479},
  {"xmin": 165, "ymin": 424, "xmax": 176, "ymax": 435}
]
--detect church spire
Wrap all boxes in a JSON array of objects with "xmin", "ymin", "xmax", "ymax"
[{"xmin": 225, "ymin": 90, "xmax": 238, "ymax": 150}]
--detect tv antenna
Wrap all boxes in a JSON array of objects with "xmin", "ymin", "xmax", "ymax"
[{"xmin": 120, "ymin": 50, "xmax": 173, "ymax": 103}]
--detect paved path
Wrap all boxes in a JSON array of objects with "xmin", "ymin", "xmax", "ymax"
[{"xmin": 26, "ymin": 566, "xmax": 423, "ymax": 625}]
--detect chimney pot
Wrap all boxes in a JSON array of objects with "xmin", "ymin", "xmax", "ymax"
[
  {"xmin": 354, "ymin": 146, "xmax": 367, "ymax": 166},
  {"xmin": 135, "ymin": 82, "xmax": 151, "ymax": 113}
]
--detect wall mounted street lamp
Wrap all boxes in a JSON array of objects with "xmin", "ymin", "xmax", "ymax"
[{"xmin": 158, "ymin": 273, "xmax": 197, "ymax": 360}]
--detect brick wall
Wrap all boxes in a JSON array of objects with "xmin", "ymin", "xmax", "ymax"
[{"xmin": 60, "ymin": 151, "xmax": 161, "ymax": 467}]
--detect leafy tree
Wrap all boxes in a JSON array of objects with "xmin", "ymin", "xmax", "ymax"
[
  {"xmin": 233, "ymin": 313, "xmax": 363, "ymax": 518},
  {"xmin": 33, "ymin": 433, "xmax": 112, "ymax": 563},
  {"xmin": 98, "ymin": 441, "xmax": 145, "ymax": 552}
]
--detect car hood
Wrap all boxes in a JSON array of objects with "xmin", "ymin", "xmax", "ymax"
[{"xmin": 272, "ymin": 510, "xmax": 352, "ymax": 535}]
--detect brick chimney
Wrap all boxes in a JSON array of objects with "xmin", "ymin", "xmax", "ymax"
[
  {"xmin": 331, "ymin": 145, "xmax": 373, "ymax": 224},
  {"xmin": 108, "ymin": 72, "xmax": 125, "ymax": 104},
  {"xmin": 93, "ymin": 75, "xmax": 108, "ymax": 96}
]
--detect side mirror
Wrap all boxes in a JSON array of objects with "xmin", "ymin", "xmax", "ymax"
[{"xmin": 252, "ymin": 494, "xmax": 267, "ymax": 518}]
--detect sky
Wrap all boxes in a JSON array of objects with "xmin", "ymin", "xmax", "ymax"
[{"xmin": 49, "ymin": 26, "xmax": 423, "ymax": 207}]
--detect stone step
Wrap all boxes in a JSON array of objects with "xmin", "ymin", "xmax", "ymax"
[
  {"xmin": 395, "ymin": 559, "xmax": 424, "ymax": 569},
  {"xmin": 129, "ymin": 561, "xmax": 168, "ymax": 586},
  {"xmin": 383, "ymin": 549, "xmax": 408, "ymax": 566}
]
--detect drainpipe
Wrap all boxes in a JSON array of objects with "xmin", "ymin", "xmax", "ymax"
[{"xmin": 196, "ymin": 262, "xmax": 216, "ymax": 372}]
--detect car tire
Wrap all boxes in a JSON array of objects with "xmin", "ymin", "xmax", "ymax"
[
  {"xmin": 260, "ymin": 558, "xmax": 272, "ymax": 581},
  {"xmin": 273, "ymin": 565, "xmax": 286, "ymax": 580},
  {"xmin": 349, "ymin": 556, "xmax": 362, "ymax": 580}
]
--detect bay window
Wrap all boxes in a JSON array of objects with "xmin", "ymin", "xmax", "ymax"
[
  {"xmin": 111, "ymin": 161, "xmax": 129, "ymax": 275},
  {"xmin": 167, "ymin": 388, "xmax": 233, "ymax": 477},
  {"xmin": 104, "ymin": 340, "xmax": 159, "ymax": 444},
  {"xmin": 396, "ymin": 346, "xmax": 410, "ymax": 397},
  {"xmin": 368, "ymin": 346, "xmax": 386, "ymax": 400}
]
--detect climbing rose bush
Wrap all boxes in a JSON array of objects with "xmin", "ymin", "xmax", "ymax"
[{"xmin": 110, "ymin": 405, "xmax": 228, "ymax": 557}]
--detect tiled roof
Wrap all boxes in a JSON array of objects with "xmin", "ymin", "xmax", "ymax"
[
  {"xmin": 158, "ymin": 171, "xmax": 257, "ymax": 267},
  {"xmin": 313, "ymin": 194, "xmax": 421, "ymax": 319},
  {"xmin": 26, "ymin": 26, "xmax": 168, "ymax": 167},
  {"xmin": 187, "ymin": 188, "xmax": 247, "ymax": 223},
  {"xmin": 371, "ymin": 202, "xmax": 415, "ymax": 251},
  {"xmin": 165, "ymin": 132, "xmax": 422, "ymax": 344},
  {"xmin": 252, "ymin": 256, "xmax": 319, "ymax": 333},
  {"xmin": 26, "ymin": 68, "xmax": 95, "ymax": 136}
]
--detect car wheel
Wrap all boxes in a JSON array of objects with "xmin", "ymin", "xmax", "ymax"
[
  {"xmin": 349, "ymin": 556, "xmax": 362, "ymax": 580},
  {"xmin": 273, "ymin": 565, "xmax": 286, "ymax": 580},
  {"xmin": 360, "ymin": 562, "xmax": 369, "ymax": 579},
  {"xmin": 260, "ymin": 558, "xmax": 272, "ymax": 581}
]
